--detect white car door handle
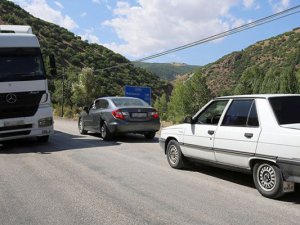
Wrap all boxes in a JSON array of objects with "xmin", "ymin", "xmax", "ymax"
[
  {"xmin": 244, "ymin": 133, "xmax": 253, "ymax": 138},
  {"xmin": 208, "ymin": 130, "xmax": 214, "ymax": 135}
]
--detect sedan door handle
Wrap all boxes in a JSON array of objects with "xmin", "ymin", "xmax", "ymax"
[
  {"xmin": 244, "ymin": 133, "xmax": 253, "ymax": 138},
  {"xmin": 208, "ymin": 130, "xmax": 214, "ymax": 135}
]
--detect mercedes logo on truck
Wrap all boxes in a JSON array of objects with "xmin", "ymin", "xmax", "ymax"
[{"xmin": 6, "ymin": 93, "xmax": 17, "ymax": 104}]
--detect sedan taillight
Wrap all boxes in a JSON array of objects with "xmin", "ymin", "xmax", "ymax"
[
  {"xmin": 112, "ymin": 109, "xmax": 125, "ymax": 120},
  {"xmin": 149, "ymin": 111, "xmax": 159, "ymax": 119}
]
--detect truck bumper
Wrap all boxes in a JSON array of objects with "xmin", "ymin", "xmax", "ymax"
[{"xmin": 0, "ymin": 105, "xmax": 54, "ymax": 142}]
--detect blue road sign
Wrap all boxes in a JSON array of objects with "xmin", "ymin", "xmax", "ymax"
[{"xmin": 125, "ymin": 85, "xmax": 152, "ymax": 105}]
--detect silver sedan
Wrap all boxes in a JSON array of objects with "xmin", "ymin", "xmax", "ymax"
[{"xmin": 78, "ymin": 97, "xmax": 160, "ymax": 140}]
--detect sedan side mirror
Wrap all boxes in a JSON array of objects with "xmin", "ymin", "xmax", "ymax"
[
  {"xmin": 83, "ymin": 106, "xmax": 89, "ymax": 113},
  {"xmin": 184, "ymin": 115, "xmax": 194, "ymax": 124}
]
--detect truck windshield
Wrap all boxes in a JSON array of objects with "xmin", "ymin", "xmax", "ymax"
[
  {"xmin": 0, "ymin": 48, "xmax": 46, "ymax": 82},
  {"xmin": 269, "ymin": 96, "xmax": 300, "ymax": 125}
]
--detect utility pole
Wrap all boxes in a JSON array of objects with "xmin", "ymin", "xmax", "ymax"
[{"xmin": 61, "ymin": 68, "xmax": 65, "ymax": 117}]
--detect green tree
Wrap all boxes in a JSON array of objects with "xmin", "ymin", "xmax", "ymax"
[
  {"xmin": 72, "ymin": 67, "xmax": 98, "ymax": 107},
  {"xmin": 154, "ymin": 93, "xmax": 168, "ymax": 120},
  {"xmin": 234, "ymin": 66, "xmax": 264, "ymax": 94},
  {"xmin": 184, "ymin": 72, "xmax": 212, "ymax": 115},
  {"xmin": 279, "ymin": 66, "xmax": 299, "ymax": 93},
  {"xmin": 167, "ymin": 81, "xmax": 186, "ymax": 123},
  {"xmin": 167, "ymin": 71, "xmax": 212, "ymax": 123},
  {"xmin": 260, "ymin": 67, "xmax": 281, "ymax": 93}
]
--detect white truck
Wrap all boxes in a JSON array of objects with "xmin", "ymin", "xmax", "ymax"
[
  {"xmin": 160, "ymin": 94, "xmax": 300, "ymax": 198},
  {"xmin": 0, "ymin": 25, "xmax": 56, "ymax": 143}
]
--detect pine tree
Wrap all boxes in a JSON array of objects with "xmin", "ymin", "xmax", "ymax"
[
  {"xmin": 154, "ymin": 93, "xmax": 168, "ymax": 120},
  {"xmin": 279, "ymin": 66, "xmax": 299, "ymax": 93},
  {"xmin": 234, "ymin": 66, "xmax": 264, "ymax": 95},
  {"xmin": 167, "ymin": 71, "xmax": 212, "ymax": 123},
  {"xmin": 260, "ymin": 67, "xmax": 281, "ymax": 93}
]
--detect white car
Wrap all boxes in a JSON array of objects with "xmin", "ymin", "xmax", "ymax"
[{"xmin": 159, "ymin": 94, "xmax": 300, "ymax": 198}]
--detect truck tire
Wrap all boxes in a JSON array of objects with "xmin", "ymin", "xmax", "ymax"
[{"xmin": 37, "ymin": 135, "xmax": 49, "ymax": 142}]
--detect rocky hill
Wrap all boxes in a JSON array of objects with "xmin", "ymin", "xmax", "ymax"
[
  {"xmin": 133, "ymin": 62, "xmax": 199, "ymax": 81},
  {"xmin": 201, "ymin": 28, "xmax": 300, "ymax": 96}
]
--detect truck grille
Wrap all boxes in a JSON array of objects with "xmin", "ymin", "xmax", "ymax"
[
  {"xmin": 0, "ymin": 91, "xmax": 45, "ymax": 119},
  {"xmin": 0, "ymin": 130, "xmax": 31, "ymax": 138},
  {"xmin": 0, "ymin": 124, "xmax": 32, "ymax": 132}
]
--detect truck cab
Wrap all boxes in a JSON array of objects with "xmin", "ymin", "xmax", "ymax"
[{"xmin": 0, "ymin": 25, "xmax": 54, "ymax": 142}]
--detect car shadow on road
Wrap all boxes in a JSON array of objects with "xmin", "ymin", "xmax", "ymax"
[
  {"xmin": 0, "ymin": 130, "xmax": 121, "ymax": 154},
  {"xmin": 88, "ymin": 132, "xmax": 159, "ymax": 144},
  {"xmin": 0, "ymin": 130, "xmax": 159, "ymax": 154},
  {"xmin": 186, "ymin": 162, "xmax": 255, "ymax": 188},
  {"xmin": 185, "ymin": 162, "xmax": 300, "ymax": 203},
  {"xmin": 115, "ymin": 133, "xmax": 159, "ymax": 143}
]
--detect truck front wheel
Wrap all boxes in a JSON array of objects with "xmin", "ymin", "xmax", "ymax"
[{"xmin": 37, "ymin": 135, "xmax": 49, "ymax": 143}]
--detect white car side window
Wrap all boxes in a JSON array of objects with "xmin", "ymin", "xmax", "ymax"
[{"xmin": 196, "ymin": 100, "xmax": 229, "ymax": 125}]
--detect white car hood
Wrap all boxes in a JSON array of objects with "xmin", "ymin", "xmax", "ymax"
[
  {"xmin": 162, "ymin": 124, "xmax": 186, "ymax": 131},
  {"xmin": 281, "ymin": 124, "xmax": 300, "ymax": 130}
]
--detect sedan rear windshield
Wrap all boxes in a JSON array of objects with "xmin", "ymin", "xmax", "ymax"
[
  {"xmin": 112, "ymin": 98, "xmax": 149, "ymax": 107},
  {"xmin": 0, "ymin": 48, "xmax": 46, "ymax": 82},
  {"xmin": 269, "ymin": 96, "xmax": 300, "ymax": 125}
]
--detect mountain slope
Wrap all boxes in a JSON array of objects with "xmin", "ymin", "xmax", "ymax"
[
  {"xmin": 133, "ymin": 62, "xmax": 200, "ymax": 81},
  {"xmin": 201, "ymin": 28, "xmax": 300, "ymax": 96}
]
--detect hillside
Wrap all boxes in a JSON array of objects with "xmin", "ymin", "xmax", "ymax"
[
  {"xmin": 157, "ymin": 27, "xmax": 300, "ymax": 123},
  {"xmin": 133, "ymin": 62, "xmax": 199, "ymax": 81},
  {"xmin": 0, "ymin": 0, "xmax": 166, "ymax": 114},
  {"xmin": 201, "ymin": 28, "xmax": 300, "ymax": 96}
]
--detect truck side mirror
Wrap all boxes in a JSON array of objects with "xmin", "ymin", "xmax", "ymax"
[{"xmin": 49, "ymin": 54, "xmax": 57, "ymax": 77}]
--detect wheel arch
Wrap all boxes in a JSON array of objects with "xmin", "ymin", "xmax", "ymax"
[
  {"xmin": 99, "ymin": 117, "xmax": 104, "ymax": 126},
  {"xmin": 164, "ymin": 137, "xmax": 179, "ymax": 154},
  {"xmin": 249, "ymin": 157, "xmax": 277, "ymax": 171}
]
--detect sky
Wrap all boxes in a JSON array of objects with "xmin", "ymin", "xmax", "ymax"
[{"xmin": 9, "ymin": 0, "xmax": 300, "ymax": 66}]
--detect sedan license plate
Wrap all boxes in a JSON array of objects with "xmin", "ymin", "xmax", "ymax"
[
  {"xmin": 131, "ymin": 113, "xmax": 147, "ymax": 118},
  {"xmin": 4, "ymin": 120, "xmax": 24, "ymax": 127},
  {"xmin": 283, "ymin": 181, "xmax": 295, "ymax": 193}
]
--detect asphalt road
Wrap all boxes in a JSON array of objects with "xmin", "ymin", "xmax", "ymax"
[{"xmin": 1, "ymin": 118, "xmax": 300, "ymax": 225}]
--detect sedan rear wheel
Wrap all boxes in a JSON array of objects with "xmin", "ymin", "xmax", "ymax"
[
  {"xmin": 78, "ymin": 117, "xmax": 87, "ymax": 134},
  {"xmin": 101, "ymin": 122, "xmax": 113, "ymax": 141},
  {"xmin": 166, "ymin": 140, "xmax": 185, "ymax": 169},
  {"xmin": 144, "ymin": 131, "xmax": 156, "ymax": 139},
  {"xmin": 253, "ymin": 162, "xmax": 284, "ymax": 198}
]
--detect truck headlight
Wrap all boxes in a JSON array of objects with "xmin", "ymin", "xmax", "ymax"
[
  {"xmin": 40, "ymin": 93, "xmax": 48, "ymax": 103},
  {"xmin": 38, "ymin": 117, "xmax": 53, "ymax": 127}
]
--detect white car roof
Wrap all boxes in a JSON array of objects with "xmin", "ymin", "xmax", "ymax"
[{"xmin": 216, "ymin": 94, "xmax": 300, "ymax": 100}]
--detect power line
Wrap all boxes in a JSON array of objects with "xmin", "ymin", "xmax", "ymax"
[{"xmin": 99, "ymin": 4, "xmax": 300, "ymax": 72}]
